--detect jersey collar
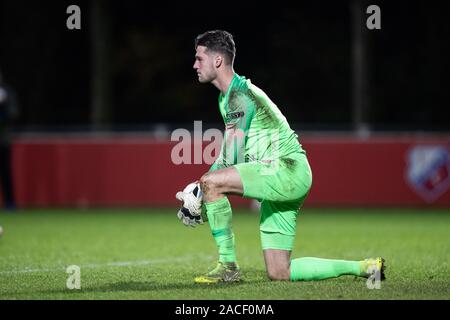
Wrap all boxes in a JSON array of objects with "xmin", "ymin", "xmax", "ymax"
[{"xmin": 219, "ymin": 73, "xmax": 239, "ymax": 103}]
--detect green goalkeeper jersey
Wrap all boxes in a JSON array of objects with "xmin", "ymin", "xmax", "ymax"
[{"xmin": 210, "ymin": 73, "xmax": 305, "ymax": 171}]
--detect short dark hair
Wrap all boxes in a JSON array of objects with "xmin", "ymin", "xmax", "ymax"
[{"xmin": 195, "ymin": 30, "xmax": 236, "ymax": 65}]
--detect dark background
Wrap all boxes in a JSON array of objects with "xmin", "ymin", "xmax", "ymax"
[{"xmin": 0, "ymin": 0, "xmax": 449, "ymax": 132}]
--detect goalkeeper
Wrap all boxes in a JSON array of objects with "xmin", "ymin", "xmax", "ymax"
[{"xmin": 177, "ymin": 30, "xmax": 385, "ymax": 284}]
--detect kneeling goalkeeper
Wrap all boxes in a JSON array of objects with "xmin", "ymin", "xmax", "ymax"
[{"xmin": 176, "ymin": 30, "xmax": 385, "ymax": 284}]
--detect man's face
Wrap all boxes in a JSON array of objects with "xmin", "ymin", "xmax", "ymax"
[{"xmin": 193, "ymin": 46, "xmax": 217, "ymax": 83}]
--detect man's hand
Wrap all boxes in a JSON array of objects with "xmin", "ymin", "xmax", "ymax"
[
  {"xmin": 175, "ymin": 190, "xmax": 202, "ymax": 216},
  {"xmin": 177, "ymin": 207, "xmax": 204, "ymax": 227},
  {"xmin": 175, "ymin": 182, "xmax": 204, "ymax": 227},
  {"xmin": 175, "ymin": 181, "xmax": 202, "ymax": 216}
]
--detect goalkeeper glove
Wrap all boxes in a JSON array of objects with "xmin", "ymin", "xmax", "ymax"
[
  {"xmin": 175, "ymin": 182, "xmax": 203, "ymax": 227},
  {"xmin": 176, "ymin": 207, "xmax": 204, "ymax": 227},
  {"xmin": 175, "ymin": 183, "xmax": 202, "ymax": 216}
]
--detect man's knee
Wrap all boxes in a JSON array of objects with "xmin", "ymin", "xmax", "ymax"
[
  {"xmin": 266, "ymin": 267, "xmax": 290, "ymax": 281},
  {"xmin": 199, "ymin": 168, "xmax": 243, "ymax": 202},
  {"xmin": 199, "ymin": 173, "xmax": 223, "ymax": 200},
  {"xmin": 263, "ymin": 249, "xmax": 292, "ymax": 281}
]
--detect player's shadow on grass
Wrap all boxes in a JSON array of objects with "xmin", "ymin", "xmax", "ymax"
[
  {"xmin": 115, "ymin": 280, "xmax": 252, "ymax": 291},
  {"xmin": 92, "ymin": 280, "xmax": 248, "ymax": 293},
  {"xmin": 37, "ymin": 269, "xmax": 268, "ymax": 295},
  {"xmin": 39, "ymin": 278, "xmax": 265, "ymax": 296}
]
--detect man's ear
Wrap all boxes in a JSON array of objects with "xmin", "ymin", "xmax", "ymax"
[{"xmin": 215, "ymin": 55, "xmax": 223, "ymax": 68}]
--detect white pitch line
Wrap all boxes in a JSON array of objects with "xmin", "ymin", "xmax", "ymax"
[{"xmin": 0, "ymin": 255, "xmax": 213, "ymax": 275}]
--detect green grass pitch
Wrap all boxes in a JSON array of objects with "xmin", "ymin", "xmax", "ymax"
[{"xmin": 0, "ymin": 208, "xmax": 449, "ymax": 300}]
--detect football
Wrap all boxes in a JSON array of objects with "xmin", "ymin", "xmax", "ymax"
[
  {"xmin": 176, "ymin": 182, "xmax": 203, "ymax": 217},
  {"xmin": 184, "ymin": 182, "xmax": 203, "ymax": 200}
]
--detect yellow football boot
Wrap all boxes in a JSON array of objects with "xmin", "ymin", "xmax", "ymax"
[
  {"xmin": 361, "ymin": 257, "xmax": 386, "ymax": 280},
  {"xmin": 194, "ymin": 261, "xmax": 242, "ymax": 284}
]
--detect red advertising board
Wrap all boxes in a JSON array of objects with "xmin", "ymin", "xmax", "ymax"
[{"xmin": 8, "ymin": 135, "xmax": 450, "ymax": 208}]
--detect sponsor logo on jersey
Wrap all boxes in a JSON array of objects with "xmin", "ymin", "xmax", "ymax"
[
  {"xmin": 225, "ymin": 111, "xmax": 244, "ymax": 122},
  {"xmin": 405, "ymin": 145, "xmax": 450, "ymax": 202}
]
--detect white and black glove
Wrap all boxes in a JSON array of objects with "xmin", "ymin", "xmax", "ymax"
[
  {"xmin": 175, "ymin": 191, "xmax": 202, "ymax": 216},
  {"xmin": 175, "ymin": 182, "xmax": 203, "ymax": 227},
  {"xmin": 176, "ymin": 207, "xmax": 204, "ymax": 227}
]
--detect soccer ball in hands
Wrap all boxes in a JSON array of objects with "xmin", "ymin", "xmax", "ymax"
[
  {"xmin": 176, "ymin": 182, "xmax": 204, "ymax": 227},
  {"xmin": 176, "ymin": 182, "xmax": 203, "ymax": 216}
]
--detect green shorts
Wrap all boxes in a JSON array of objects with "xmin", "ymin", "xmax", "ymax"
[{"xmin": 234, "ymin": 152, "xmax": 312, "ymax": 250}]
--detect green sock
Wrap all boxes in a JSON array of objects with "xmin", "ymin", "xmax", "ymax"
[
  {"xmin": 290, "ymin": 257, "xmax": 362, "ymax": 281},
  {"xmin": 205, "ymin": 197, "xmax": 237, "ymax": 263}
]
